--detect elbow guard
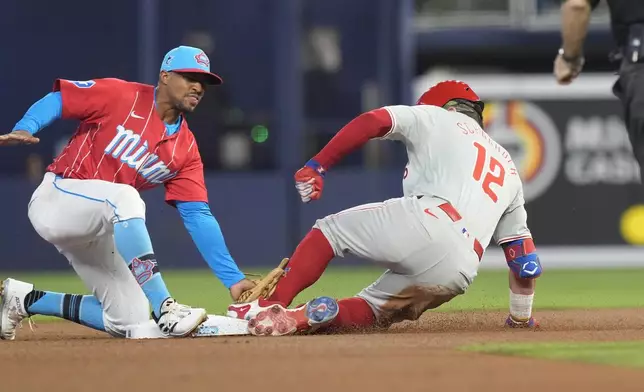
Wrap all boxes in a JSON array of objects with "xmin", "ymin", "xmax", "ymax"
[{"xmin": 502, "ymin": 238, "xmax": 542, "ymax": 279}]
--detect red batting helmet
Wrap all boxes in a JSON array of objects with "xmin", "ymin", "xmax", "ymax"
[{"xmin": 416, "ymin": 80, "xmax": 481, "ymax": 107}]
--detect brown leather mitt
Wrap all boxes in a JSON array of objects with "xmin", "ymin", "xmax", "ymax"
[{"xmin": 234, "ymin": 258, "xmax": 290, "ymax": 304}]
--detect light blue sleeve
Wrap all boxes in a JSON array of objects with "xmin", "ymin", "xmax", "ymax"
[
  {"xmin": 12, "ymin": 92, "xmax": 63, "ymax": 135},
  {"xmin": 175, "ymin": 200, "xmax": 246, "ymax": 289}
]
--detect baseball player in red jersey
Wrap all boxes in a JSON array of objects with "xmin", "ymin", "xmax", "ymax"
[
  {"xmin": 227, "ymin": 81, "xmax": 543, "ymax": 336},
  {"xmin": 0, "ymin": 46, "xmax": 255, "ymax": 340}
]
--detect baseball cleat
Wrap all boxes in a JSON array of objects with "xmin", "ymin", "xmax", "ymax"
[
  {"xmin": 153, "ymin": 297, "xmax": 208, "ymax": 338},
  {"xmin": 505, "ymin": 315, "xmax": 539, "ymax": 329},
  {"xmin": 0, "ymin": 278, "xmax": 34, "ymax": 341},
  {"xmin": 247, "ymin": 296, "xmax": 339, "ymax": 337},
  {"xmin": 227, "ymin": 299, "xmax": 281, "ymax": 321}
]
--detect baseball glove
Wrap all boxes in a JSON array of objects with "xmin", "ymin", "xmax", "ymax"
[{"xmin": 235, "ymin": 258, "xmax": 290, "ymax": 304}]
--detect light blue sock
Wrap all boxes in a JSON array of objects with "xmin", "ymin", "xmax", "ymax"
[
  {"xmin": 25, "ymin": 291, "xmax": 105, "ymax": 331},
  {"xmin": 113, "ymin": 218, "xmax": 171, "ymax": 317}
]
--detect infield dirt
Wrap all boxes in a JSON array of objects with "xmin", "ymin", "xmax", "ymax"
[{"xmin": 3, "ymin": 308, "xmax": 643, "ymax": 392}]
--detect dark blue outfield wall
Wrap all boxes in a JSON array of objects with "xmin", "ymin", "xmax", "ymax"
[
  {"xmin": 0, "ymin": 170, "xmax": 404, "ymax": 272},
  {"xmin": 1, "ymin": 167, "xmax": 637, "ymax": 272}
]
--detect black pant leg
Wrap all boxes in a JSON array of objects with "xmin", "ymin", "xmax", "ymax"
[{"xmin": 614, "ymin": 62, "xmax": 644, "ymax": 182}]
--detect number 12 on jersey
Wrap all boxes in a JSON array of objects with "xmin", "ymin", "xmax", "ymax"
[{"xmin": 472, "ymin": 141, "xmax": 505, "ymax": 203}]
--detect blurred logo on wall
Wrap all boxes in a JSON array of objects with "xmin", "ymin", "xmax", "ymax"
[
  {"xmin": 483, "ymin": 101, "xmax": 561, "ymax": 202},
  {"xmin": 563, "ymin": 115, "xmax": 640, "ymax": 185}
]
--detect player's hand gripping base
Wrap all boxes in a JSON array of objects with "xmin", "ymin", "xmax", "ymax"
[
  {"xmin": 0, "ymin": 130, "xmax": 40, "ymax": 146},
  {"xmin": 234, "ymin": 258, "xmax": 290, "ymax": 304}
]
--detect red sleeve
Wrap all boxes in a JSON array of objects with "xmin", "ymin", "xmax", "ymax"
[
  {"xmin": 53, "ymin": 78, "xmax": 124, "ymax": 122},
  {"xmin": 313, "ymin": 108, "xmax": 393, "ymax": 169},
  {"xmin": 164, "ymin": 143, "xmax": 208, "ymax": 205}
]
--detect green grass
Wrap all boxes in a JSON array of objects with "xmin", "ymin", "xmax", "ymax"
[
  {"xmin": 446, "ymin": 267, "xmax": 644, "ymax": 311},
  {"xmin": 2, "ymin": 267, "xmax": 643, "ymax": 322},
  {"xmin": 461, "ymin": 341, "xmax": 644, "ymax": 369}
]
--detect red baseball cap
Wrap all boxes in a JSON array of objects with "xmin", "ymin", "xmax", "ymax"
[{"xmin": 417, "ymin": 80, "xmax": 481, "ymax": 107}]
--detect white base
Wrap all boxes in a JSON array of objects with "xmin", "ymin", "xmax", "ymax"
[{"xmin": 125, "ymin": 315, "xmax": 250, "ymax": 339}]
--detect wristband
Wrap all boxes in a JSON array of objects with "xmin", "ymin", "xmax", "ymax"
[
  {"xmin": 305, "ymin": 159, "xmax": 326, "ymax": 177},
  {"xmin": 558, "ymin": 48, "xmax": 584, "ymax": 66}
]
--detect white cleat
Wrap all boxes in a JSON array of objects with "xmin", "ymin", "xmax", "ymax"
[
  {"xmin": 226, "ymin": 299, "xmax": 270, "ymax": 321},
  {"xmin": 154, "ymin": 298, "xmax": 207, "ymax": 338},
  {"xmin": 0, "ymin": 278, "xmax": 34, "ymax": 341}
]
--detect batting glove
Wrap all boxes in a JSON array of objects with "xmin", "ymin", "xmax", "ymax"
[
  {"xmin": 505, "ymin": 315, "xmax": 539, "ymax": 329},
  {"xmin": 294, "ymin": 160, "xmax": 326, "ymax": 203}
]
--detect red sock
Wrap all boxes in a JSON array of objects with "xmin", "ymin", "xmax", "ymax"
[
  {"xmin": 268, "ymin": 228, "xmax": 335, "ymax": 306},
  {"xmin": 327, "ymin": 297, "xmax": 376, "ymax": 332}
]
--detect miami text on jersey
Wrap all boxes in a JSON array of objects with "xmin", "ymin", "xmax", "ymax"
[{"xmin": 104, "ymin": 125, "xmax": 177, "ymax": 184}]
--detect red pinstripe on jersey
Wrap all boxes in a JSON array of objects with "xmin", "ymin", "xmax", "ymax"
[{"xmin": 47, "ymin": 78, "xmax": 208, "ymax": 204}]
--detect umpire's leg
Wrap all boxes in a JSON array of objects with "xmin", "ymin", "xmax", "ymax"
[{"xmin": 614, "ymin": 61, "xmax": 644, "ymax": 181}]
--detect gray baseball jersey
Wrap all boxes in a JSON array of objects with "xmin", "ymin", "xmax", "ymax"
[
  {"xmin": 380, "ymin": 104, "xmax": 531, "ymax": 248},
  {"xmin": 313, "ymin": 104, "xmax": 533, "ymax": 325}
]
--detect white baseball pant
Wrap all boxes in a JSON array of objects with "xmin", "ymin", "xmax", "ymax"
[
  {"xmin": 314, "ymin": 195, "xmax": 482, "ymax": 327},
  {"xmin": 27, "ymin": 172, "xmax": 150, "ymax": 337}
]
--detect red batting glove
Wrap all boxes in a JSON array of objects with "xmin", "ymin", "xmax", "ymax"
[{"xmin": 294, "ymin": 161, "xmax": 326, "ymax": 203}]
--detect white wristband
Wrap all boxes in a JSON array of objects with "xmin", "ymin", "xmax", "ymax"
[{"xmin": 509, "ymin": 289, "xmax": 533, "ymax": 321}]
